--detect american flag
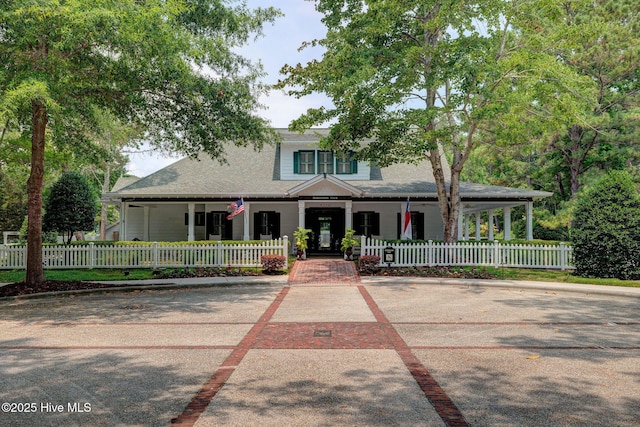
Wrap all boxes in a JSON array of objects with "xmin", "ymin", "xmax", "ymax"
[{"xmin": 226, "ymin": 199, "xmax": 245, "ymax": 220}]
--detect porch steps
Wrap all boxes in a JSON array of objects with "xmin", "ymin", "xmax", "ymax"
[{"xmin": 288, "ymin": 259, "xmax": 360, "ymax": 285}]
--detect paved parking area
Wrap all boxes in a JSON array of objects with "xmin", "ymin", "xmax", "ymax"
[{"xmin": 0, "ymin": 274, "xmax": 639, "ymax": 426}]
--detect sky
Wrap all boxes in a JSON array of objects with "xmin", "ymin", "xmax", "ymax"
[{"xmin": 126, "ymin": 0, "xmax": 330, "ymax": 177}]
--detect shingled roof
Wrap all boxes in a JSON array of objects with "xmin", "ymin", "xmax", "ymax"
[{"xmin": 106, "ymin": 129, "xmax": 551, "ymax": 201}]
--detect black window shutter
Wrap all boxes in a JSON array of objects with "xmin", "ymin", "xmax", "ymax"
[
  {"xmin": 271, "ymin": 212, "xmax": 281, "ymax": 239},
  {"xmin": 223, "ymin": 217, "xmax": 233, "ymax": 240},
  {"xmin": 253, "ymin": 212, "xmax": 260, "ymax": 240},
  {"xmin": 293, "ymin": 151, "xmax": 300, "ymax": 174},
  {"xmin": 353, "ymin": 212, "xmax": 364, "ymax": 235},
  {"xmin": 416, "ymin": 212, "xmax": 425, "ymax": 240},
  {"xmin": 372, "ymin": 212, "xmax": 380, "ymax": 235},
  {"xmin": 206, "ymin": 212, "xmax": 214, "ymax": 238}
]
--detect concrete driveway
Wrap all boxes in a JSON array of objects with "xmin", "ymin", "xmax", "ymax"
[{"xmin": 0, "ymin": 277, "xmax": 638, "ymax": 426}]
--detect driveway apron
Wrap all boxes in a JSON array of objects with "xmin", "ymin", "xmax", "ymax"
[{"xmin": 1, "ymin": 261, "xmax": 638, "ymax": 426}]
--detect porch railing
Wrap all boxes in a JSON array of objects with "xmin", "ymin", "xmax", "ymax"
[
  {"xmin": 0, "ymin": 237, "xmax": 289, "ymax": 270},
  {"xmin": 360, "ymin": 236, "xmax": 574, "ymax": 271}
]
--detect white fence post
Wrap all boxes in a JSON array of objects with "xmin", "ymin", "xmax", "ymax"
[
  {"xmin": 89, "ymin": 242, "xmax": 95, "ymax": 269},
  {"xmin": 559, "ymin": 242, "xmax": 566, "ymax": 271},
  {"xmin": 282, "ymin": 236, "xmax": 289, "ymax": 269},
  {"xmin": 153, "ymin": 242, "xmax": 159, "ymax": 269}
]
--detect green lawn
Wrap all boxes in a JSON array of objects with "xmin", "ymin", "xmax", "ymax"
[
  {"xmin": 483, "ymin": 267, "xmax": 640, "ymax": 288},
  {"xmin": 0, "ymin": 269, "xmax": 155, "ymax": 283}
]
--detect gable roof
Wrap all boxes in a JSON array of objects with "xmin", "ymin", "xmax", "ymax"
[{"xmin": 106, "ymin": 128, "xmax": 551, "ymax": 201}]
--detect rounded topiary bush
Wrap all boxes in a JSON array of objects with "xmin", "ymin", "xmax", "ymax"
[{"xmin": 572, "ymin": 171, "xmax": 640, "ymax": 280}]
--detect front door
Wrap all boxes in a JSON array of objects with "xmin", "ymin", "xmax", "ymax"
[{"xmin": 305, "ymin": 208, "xmax": 345, "ymax": 254}]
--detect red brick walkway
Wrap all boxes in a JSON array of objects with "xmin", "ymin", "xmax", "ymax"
[
  {"xmin": 172, "ymin": 261, "xmax": 469, "ymax": 426},
  {"xmin": 287, "ymin": 258, "xmax": 361, "ymax": 284}
]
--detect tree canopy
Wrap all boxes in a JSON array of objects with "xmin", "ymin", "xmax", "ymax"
[
  {"xmin": 0, "ymin": 0, "xmax": 281, "ymax": 285},
  {"xmin": 278, "ymin": 0, "xmax": 594, "ymax": 242},
  {"xmin": 43, "ymin": 171, "xmax": 97, "ymax": 244}
]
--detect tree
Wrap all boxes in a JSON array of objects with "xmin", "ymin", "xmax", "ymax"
[
  {"xmin": 278, "ymin": 0, "xmax": 593, "ymax": 243},
  {"xmin": 573, "ymin": 171, "xmax": 640, "ymax": 280},
  {"xmin": 43, "ymin": 172, "xmax": 97, "ymax": 244},
  {"xmin": 82, "ymin": 108, "xmax": 141, "ymax": 240},
  {"xmin": 545, "ymin": 0, "xmax": 640, "ymax": 200},
  {"xmin": 0, "ymin": 1, "xmax": 280, "ymax": 286}
]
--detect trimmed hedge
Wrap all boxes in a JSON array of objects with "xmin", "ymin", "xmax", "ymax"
[
  {"xmin": 261, "ymin": 254, "xmax": 287, "ymax": 273},
  {"xmin": 573, "ymin": 171, "xmax": 640, "ymax": 280}
]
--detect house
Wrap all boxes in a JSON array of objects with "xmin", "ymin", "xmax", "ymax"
[{"xmin": 103, "ymin": 129, "xmax": 551, "ymax": 253}]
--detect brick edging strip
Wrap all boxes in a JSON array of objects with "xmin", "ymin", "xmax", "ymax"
[
  {"xmin": 170, "ymin": 286, "xmax": 290, "ymax": 426},
  {"xmin": 358, "ymin": 286, "xmax": 469, "ymax": 427}
]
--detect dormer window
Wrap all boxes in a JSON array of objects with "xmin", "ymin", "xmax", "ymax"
[
  {"xmin": 293, "ymin": 149, "xmax": 358, "ymax": 175},
  {"xmin": 336, "ymin": 154, "xmax": 358, "ymax": 174},
  {"xmin": 318, "ymin": 151, "xmax": 334, "ymax": 174},
  {"xmin": 294, "ymin": 150, "xmax": 315, "ymax": 174}
]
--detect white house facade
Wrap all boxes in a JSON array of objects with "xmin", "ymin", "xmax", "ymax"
[{"xmin": 103, "ymin": 129, "xmax": 551, "ymax": 253}]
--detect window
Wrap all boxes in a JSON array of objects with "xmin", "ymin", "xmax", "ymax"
[
  {"xmin": 354, "ymin": 212, "xmax": 380, "ymax": 236},
  {"xmin": 294, "ymin": 150, "xmax": 358, "ymax": 175},
  {"xmin": 184, "ymin": 212, "xmax": 205, "ymax": 226},
  {"xmin": 253, "ymin": 211, "xmax": 281, "ymax": 239},
  {"xmin": 294, "ymin": 150, "xmax": 315, "ymax": 174},
  {"xmin": 336, "ymin": 152, "xmax": 358, "ymax": 174},
  {"xmin": 210, "ymin": 212, "xmax": 225, "ymax": 236},
  {"xmin": 317, "ymin": 151, "xmax": 334, "ymax": 174}
]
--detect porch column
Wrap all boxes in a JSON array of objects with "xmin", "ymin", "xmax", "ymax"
[
  {"xmin": 503, "ymin": 207, "xmax": 512, "ymax": 241},
  {"xmin": 400, "ymin": 202, "xmax": 406, "ymax": 239},
  {"xmin": 475, "ymin": 213, "xmax": 481, "ymax": 241},
  {"xmin": 525, "ymin": 201, "xmax": 533, "ymax": 241},
  {"xmin": 120, "ymin": 201, "xmax": 127, "ymax": 241},
  {"xmin": 187, "ymin": 202, "xmax": 195, "ymax": 241},
  {"xmin": 345, "ymin": 200, "xmax": 352, "ymax": 230},
  {"xmin": 488, "ymin": 209, "xmax": 495, "ymax": 240},
  {"xmin": 143, "ymin": 206, "xmax": 150, "ymax": 241},
  {"xmin": 243, "ymin": 201, "xmax": 251, "ymax": 241},
  {"xmin": 298, "ymin": 200, "xmax": 305, "ymax": 229},
  {"xmin": 457, "ymin": 205, "xmax": 464, "ymax": 240},
  {"xmin": 464, "ymin": 214, "xmax": 470, "ymax": 240}
]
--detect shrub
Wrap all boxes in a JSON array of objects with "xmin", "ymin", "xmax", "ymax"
[
  {"xmin": 261, "ymin": 254, "xmax": 287, "ymax": 273},
  {"xmin": 358, "ymin": 255, "xmax": 381, "ymax": 275},
  {"xmin": 43, "ymin": 172, "xmax": 97, "ymax": 244},
  {"xmin": 573, "ymin": 171, "xmax": 640, "ymax": 280}
]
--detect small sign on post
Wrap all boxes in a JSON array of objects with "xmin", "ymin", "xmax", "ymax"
[{"xmin": 383, "ymin": 246, "xmax": 395, "ymax": 268}]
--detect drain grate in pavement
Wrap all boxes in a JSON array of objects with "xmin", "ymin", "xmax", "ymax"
[
  {"xmin": 120, "ymin": 304, "xmax": 149, "ymax": 310},
  {"xmin": 313, "ymin": 330, "xmax": 332, "ymax": 337}
]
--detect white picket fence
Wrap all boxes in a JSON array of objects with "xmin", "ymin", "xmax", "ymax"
[
  {"xmin": 360, "ymin": 236, "xmax": 574, "ymax": 270},
  {"xmin": 0, "ymin": 237, "xmax": 289, "ymax": 270}
]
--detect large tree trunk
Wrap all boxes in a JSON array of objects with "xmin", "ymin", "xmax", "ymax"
[
  {"xmin": 430, "ymin": 148, "xmax": 460, "ymax": 244},
  {"xmin": 25, "ymin": 100, "xmax": 47, "ymax": 286}
]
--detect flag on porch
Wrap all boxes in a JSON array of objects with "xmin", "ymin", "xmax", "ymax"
[
  {"xmin": 402, "ymin": 197, "xmax": 412, "ymax": 240},
  {"xmin": 226, "ymin": 198, "xmax": 245, "ymax": 220}
]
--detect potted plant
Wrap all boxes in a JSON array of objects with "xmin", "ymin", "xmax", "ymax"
[
  {"xmin": 341, "ymin": 228, "xmax": 359, "ymax": 260},
  {"xmin": 293, "ymin": 226, "xmax": 311, "ymax": 260}
]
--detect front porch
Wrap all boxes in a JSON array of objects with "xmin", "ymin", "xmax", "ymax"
[{"xmin": 114, "ymin": 198, "xmax": 536, "ymax": 244}]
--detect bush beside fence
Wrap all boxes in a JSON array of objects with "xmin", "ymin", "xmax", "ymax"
[
  {"xmin": 0, "ymin": 237, "xmax": 289, "ymax": 270},
  {"xmin": 360, "ymin": 236, "xmax": 573, "ymax": 271}
]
